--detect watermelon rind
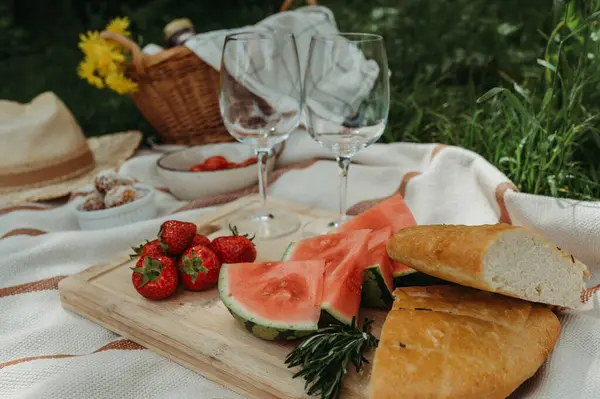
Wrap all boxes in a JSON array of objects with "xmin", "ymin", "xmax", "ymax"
[
  {"xmin": 227, "ymin": 308, "xmax": 314, "ymax": 341},
  {"xmin": 281, "ymin": 242, "xmax": 294, "ymax": 261},
  {"xmin": 361, "ymin": 264, "xmax": 394, "ymax": 309},
  {"xmin": 218, "ymin": 264, "xmax": 318, "ymax": 341}
]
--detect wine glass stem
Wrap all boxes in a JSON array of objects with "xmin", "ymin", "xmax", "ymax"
[
  {"xmin": 336, "ymin": 156, "xmax": 351, "ymax": 222},
  {"xmin": 256, "ymin": 149, "xmax": 270, "ymax": 218}
]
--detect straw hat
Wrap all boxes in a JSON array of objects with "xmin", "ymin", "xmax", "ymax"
[{"xmin": 0, "ymin": 92, "xmax": 142, "ymax": 207}]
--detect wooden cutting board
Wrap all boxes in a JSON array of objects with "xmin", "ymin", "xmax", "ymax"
[{"xmin": 59, "ymin": 195, "xmax": 387, "ymax": 399}]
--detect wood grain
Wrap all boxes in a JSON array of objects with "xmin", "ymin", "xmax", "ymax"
[{"xmin": 59, "ymin": 195, "xmax": 386, "ymax": 399}]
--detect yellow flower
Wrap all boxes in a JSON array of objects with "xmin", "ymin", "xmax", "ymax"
[
  {"xmin": 77, "ymin": 58, "xmax": 104, "ymax": 89},
  {"xmin": 105, "ymin": 17, "xmax": 131, "ymax": 37},
  {"xmin": 105, "ymin": 71, "xmax": 138, "ymax": 94},
  {"xmin": 78, "ymin": 31, "xmax": 101, "ymax": 55},
  {"xmin": 94, "ymin": 43, "xmax": 125, "ymax": 77},
  {"xmin": 77, "ymin": 16, "xmax": 136, "ymax": 95}
]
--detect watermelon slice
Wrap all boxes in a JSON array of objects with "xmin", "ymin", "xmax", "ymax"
[
  {"xmin": 336, "ymin": 193, "xmax": 418, "ymax": 285},
  {"xmin": 361, "ymin": 227, "xmax": 395, "ymax": 309},
  {"xmin": 282, "ymin": 230, "xmax": 370, "ymax": 325},
  {"xmin": 218, "ymin": 260, "xmax": 325, "ymax": 341}
]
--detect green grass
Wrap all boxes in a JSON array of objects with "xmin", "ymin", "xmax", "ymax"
[{"xmin": 1, "ymin": 0, "xmax": 600, "ymax": 199}]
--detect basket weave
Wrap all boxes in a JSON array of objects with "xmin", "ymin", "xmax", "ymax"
[
  {"xmin": 100, "ymin": 0, "xmax": 317, "ymax": 146},
  {"xmin": 99, "ymin": 31, "xmax": 228, "ymax": 146}
]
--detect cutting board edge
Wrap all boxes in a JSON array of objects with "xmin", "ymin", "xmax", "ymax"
[{"xmin": 59, "ymin": 277, "xmax": 294, "ymax": 399}]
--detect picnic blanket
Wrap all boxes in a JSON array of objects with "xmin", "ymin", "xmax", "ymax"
[{"xmin": 2, "ymin": 130, "xmax": 600, "ymax": 398}]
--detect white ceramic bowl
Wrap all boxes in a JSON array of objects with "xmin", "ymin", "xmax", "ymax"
[
  {"xmin": 73, "ymin": 184, "xmax": 158, "ymax": 230},
  {"xmin": 156, "ymin": 143, "xmax": 277, "ymax": 200}
]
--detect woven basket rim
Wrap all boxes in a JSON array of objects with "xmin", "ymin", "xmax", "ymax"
[{"xmin": 142, "ymin": 46, "xmax": 216, "ymax": 71}]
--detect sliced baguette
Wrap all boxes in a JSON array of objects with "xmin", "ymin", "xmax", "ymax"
[
  {"xmin": 386, "ymin": 223, "xmax": 588, "ymax": 309},
  {"xmin": 370, "ymin": 285, "xmax": 561, "ymax": 399}
]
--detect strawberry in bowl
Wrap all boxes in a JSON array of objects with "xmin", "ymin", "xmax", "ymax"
[
  {"xmin": 189, "ymin": 155, "xmax": 258, "ymax": 172},
  {"xmin": 156, "ymin": 143, "xmax": 278, "ymax": 200}
]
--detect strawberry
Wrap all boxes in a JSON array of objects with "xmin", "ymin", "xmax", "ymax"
[
  {"xmin": 178, "ymin": 245, "xmax": 221, "ymax": 291},
  {"xmin": 189, "ymin": 164, "xmax": 205, "ymax": 172},
  {"xmin": 190, "ymin": 233, "xmax": 211, "ymax": 248},
  {"xmin": 131, "ymin": 256, "xmax": 178, "ymax": 300},
  {"xmin": 157, "ymin": 220, "xmax": 197, "ymax": 256},
  {"xmin": 237, "ymin": 157, "xmax": 257, "ymax": 167},
  {"xmin": 209, "ymin": 225, "xmax": 257, "ymax": 264},
  {"xmin": 130, "ymin": 239, "xmax": 164, "ymax": 259},
  {"xmin": 202, "ymin": 155, "xmax": 229, "ymax": 171}
]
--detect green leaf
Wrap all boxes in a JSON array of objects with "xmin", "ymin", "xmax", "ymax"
[
  {"xmin": 139, "ymin": 273, "xmax": 150, "ymax": 287},
  {"xmin": 192, "ymin": 251, "xmax": 208, "ymax": 274},
  {"xmin": 476, "ymin": 87, "xmax": 506, "ymax": 104},
  {"xmin": 130, "ymin": 267, "xmax": 145, "ymax": 274},
  {"xmin": 157, "ymin": 228, "xmax": 169, "ymax": 252},
  {"xmin": 129, "ymin": 241, "xmax": 147, "ymax": 259},
  {"xmin": 144, "ymin": 257, "xmax": 153, "ymax": 268},
  {"xmin": 537, "ymin": 58, "xmax": 556, "ymax": 72},
  {"xmin": 478, "ymin": 87, "xmax": 533, "ymax": 123},
  {"xmin": 182, "ymin": 252, "xmax": 208, "ymax": 284},
  {"xmin": 512, "ymin": 82, "xmax": 529, "ymax": 102}
]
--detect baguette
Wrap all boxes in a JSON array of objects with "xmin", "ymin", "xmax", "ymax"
[
  {"xmin": 386, "ymin": 223, "xmax": 588, "ymax": 308},
  {"xmin": 370, "ymin": 285, "xmax": 560, "ymax": 399}
]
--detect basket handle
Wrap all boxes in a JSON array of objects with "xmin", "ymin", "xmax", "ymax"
[
  {"xmin": 99, "ymin": 30, "xmax": 147, "ymax": 75},
  {"xmin": 280, "ymin": 0, "xmax": 317, "ymax": 12}
]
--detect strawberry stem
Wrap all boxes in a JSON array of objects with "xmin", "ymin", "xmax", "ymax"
[
  {"xmin": 157, "ymin": 228, "xmax": 169, "ymax": 253},
  {"xmin": 131, "ymin": 257, "xmax": 164, "ymax": 287},
  {"xmin": 129, "ymin": 240, "xmax": 146, "ymax": 259},
  {"xmin": 228, "ymin": 224, "xmax": 255, "ymax": 242},
  {"xmin": 182, "ymin": 250, "xmax": 208, "ymax": 284}
]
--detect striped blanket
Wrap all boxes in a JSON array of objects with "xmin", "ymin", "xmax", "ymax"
[{"xmin": 1, "ymin": 131, "xmax": 600, "ymax": 398}]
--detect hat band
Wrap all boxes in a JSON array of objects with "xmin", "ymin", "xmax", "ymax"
[{"xmin": 0, "ymin": 147, "xmax": 96, "ymax": 190}]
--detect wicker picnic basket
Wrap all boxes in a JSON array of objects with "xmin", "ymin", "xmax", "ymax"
[{"xmin": 99, "ymin": 0, "xmax": 317, "ymax": 146}]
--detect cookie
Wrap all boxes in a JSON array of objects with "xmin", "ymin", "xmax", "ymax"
[
  {"xmin": 94, "ymin": 169, "xmax": 121, "ymax": 194},
  {"xmin": 105, "ymin": 185, "xmax": 140, "ymax": 208},
  {"xmin": 80, "ymin": 192, "xmax": 105, "ymax": 211}
]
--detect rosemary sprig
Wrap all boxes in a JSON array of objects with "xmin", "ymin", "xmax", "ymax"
[{"xmin": 284, "ymin": 317, "xmax": 379, "ymax": 399}]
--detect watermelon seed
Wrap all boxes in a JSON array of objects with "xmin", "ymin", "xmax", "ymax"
[
  {"xmin": 399, "ymin": 342, "xmax": 406, "ymax": 348},
  {"xmin": 262, "ymin": 291, "xmax": 270, "ymax": 296}
]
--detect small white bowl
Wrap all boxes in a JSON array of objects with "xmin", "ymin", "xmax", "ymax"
[
  {"xmin": 156, "ymin": 143, "xmax": 277, "ymax": 200},
  {"xmin": 73, "ymin": 184, "xmax": 158, "ymax": 230}
]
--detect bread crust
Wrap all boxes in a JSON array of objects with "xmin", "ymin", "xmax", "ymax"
[
  {"xmin": 386, "ymin": 224, "xmax": 589, "ymax": 304},
  {"xmin": 370, "ymin": 285, "xmax": 560, "ymax": 399}
]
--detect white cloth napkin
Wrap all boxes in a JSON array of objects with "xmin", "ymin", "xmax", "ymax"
[
  {"xmin": 1, "ymin": 131, "xmax": 600, "ymax": 398},
  {"xmin": 184, "ymin": 6, "xmax": 380, "ymax": 124}
]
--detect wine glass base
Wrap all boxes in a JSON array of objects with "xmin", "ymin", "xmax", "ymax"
[
  {"xmin": 225, "ymin": 208, "xmax": 301, "ymax": 241},
  {"xmin": 301, "ymin": 217, "xmax": 350, "ymax": 238}
]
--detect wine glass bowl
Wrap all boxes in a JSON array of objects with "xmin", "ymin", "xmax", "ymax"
[
  {"xmin": 302, "ymin": 33, "xmax": 390, "ymax": 235},
  {"xmin": 220, "ymin": 32, "xmax": 303, "ymax": 150},
  {"xmin": 219, "ymin": 31, "xmax": 303, "ymax": 240}
]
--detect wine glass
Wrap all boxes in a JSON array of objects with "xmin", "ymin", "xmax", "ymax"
[
  {"xmin": 302, "ymin": 33, "xmax": 390, "ymax": 236},
  {"xmin": 219, "ymin": 31, "xmax": 303, "ymax": 240}
]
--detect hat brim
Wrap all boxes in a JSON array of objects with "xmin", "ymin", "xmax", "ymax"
[{"xmin": 0, "ymin": 131, "xmax": 142, "ymax": 207}]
